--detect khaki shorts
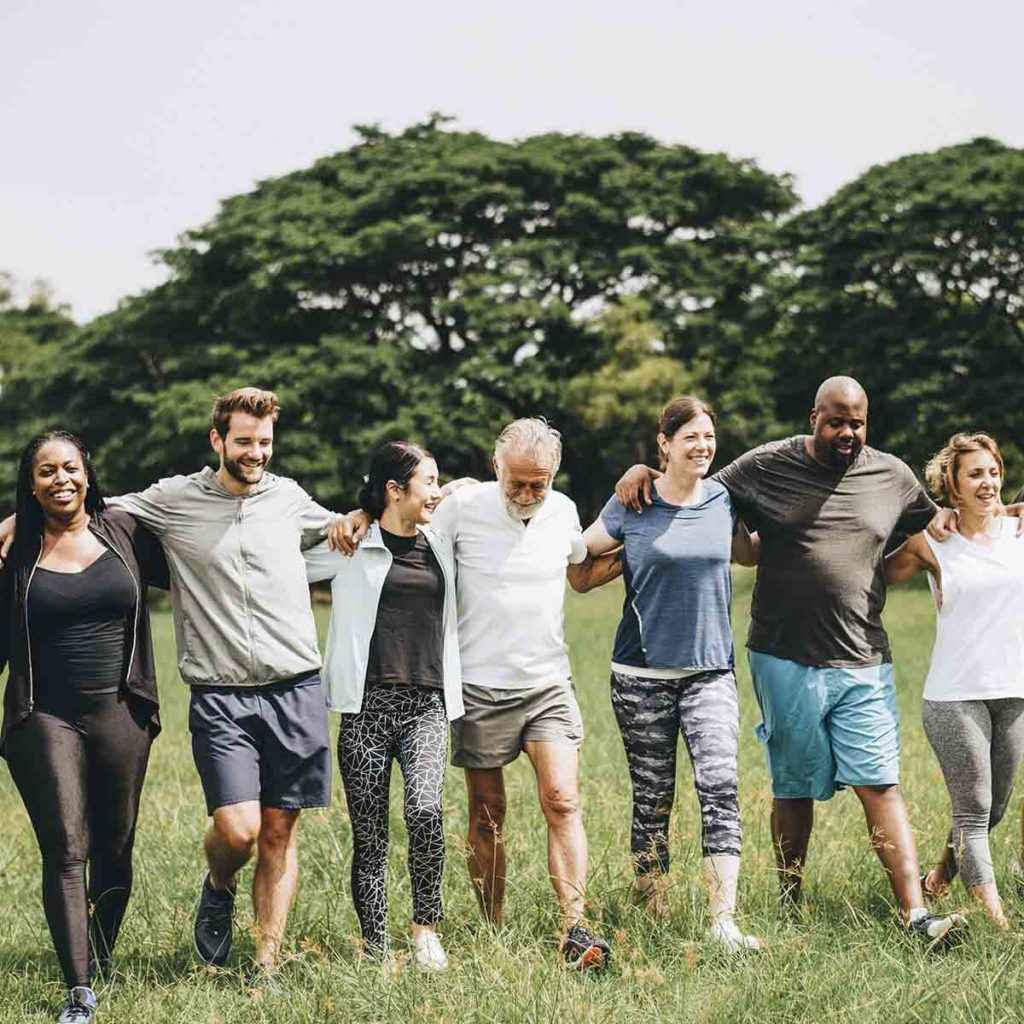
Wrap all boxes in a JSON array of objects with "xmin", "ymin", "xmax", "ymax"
[{"xmin": 452, "ymin": 680, "xmax": 584, "ymax": 769}]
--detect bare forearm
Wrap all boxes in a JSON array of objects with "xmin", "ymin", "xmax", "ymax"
[{"xmin": 567, "ymin": 548, "xmax": 623, "ymax": 593}]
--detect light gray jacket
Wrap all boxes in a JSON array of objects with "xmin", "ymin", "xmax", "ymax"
[
  {"xmin": 304, "ymin": 523, "xmax": 464, "ymax": 720},
  {"xmin": 111, "ymin": 467, "xmax": 333, "ymax": 687}
]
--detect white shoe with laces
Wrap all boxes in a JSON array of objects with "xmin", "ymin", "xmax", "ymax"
[
  {"xmin": 411, "ymin": 930, "xmax": 448, "ymax": 972},
  {"xmin": 709, "ymin": 915, "xmax": 764, "ymax": 952}
]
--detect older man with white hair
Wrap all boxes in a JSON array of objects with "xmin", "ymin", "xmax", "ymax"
[{"xmin": 335, "ymin": 418, "xmax": 613, "ymax": 970}]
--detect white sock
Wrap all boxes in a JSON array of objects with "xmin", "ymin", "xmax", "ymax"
[{"xmin": 908, "ymin": 907, "xmax": 928, "ymax": 925}]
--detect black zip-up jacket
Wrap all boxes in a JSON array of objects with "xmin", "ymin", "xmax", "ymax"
[{"xmin": 0, "ymin": 507, "xmax": 170, "ymax": 755}]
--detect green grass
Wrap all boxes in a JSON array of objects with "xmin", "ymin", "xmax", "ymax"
[{"xmin": 4, "ymin": 572, "xmax": 1024, "ymax": 1022}]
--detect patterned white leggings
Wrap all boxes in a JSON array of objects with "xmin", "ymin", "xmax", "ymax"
[{"xmin": 338, "ymin": 684, "xmax": 448, "ymax": 953}]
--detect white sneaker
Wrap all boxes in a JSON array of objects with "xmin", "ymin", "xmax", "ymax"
[
  {"xmin": 709, "ymin": 915, "xmax": 763, "ymax": 952},
  {"xmin": 411, "ymin": 930, "xmax": 448, "ymax": 972}
]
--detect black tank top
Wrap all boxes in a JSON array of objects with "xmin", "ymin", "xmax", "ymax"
[{"xmin": 28, "ymin": 548, "xmax": 136, "ymax": 708}]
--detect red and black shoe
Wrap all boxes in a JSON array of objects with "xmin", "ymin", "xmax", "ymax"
[{"xmin": 561, "ymin": 924, "xmax": 611, "ymax": 972}]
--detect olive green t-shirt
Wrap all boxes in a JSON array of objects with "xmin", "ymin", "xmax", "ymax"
[{"xmin": 715, "ymin": 436, "xmax": 936, "ymax": 668}]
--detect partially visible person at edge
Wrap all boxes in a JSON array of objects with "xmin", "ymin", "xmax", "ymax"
[
  {"xmin": 0, "ymin": 431, "xmax": 169, "ymax": 1024},
  {"xmin": 332, "ymin": 419, "xmax": 616, "ymax": 971},
  {"xmin": 886, "ymin": 433, "xmax": 1024, "ymax": 928},
  {"xmin": 0, "ymin": 388, "xmax": 339, "ymax": 983},
  {"xmin": 614, "ymin": 377, "xmax": 965, "ymax": 948},
  {"xmin": 570, "ymin": 396, "xmax": 764, "ymax": 952},
  {"xmin": 303, "ymin": 441, "xmax": 463, "ymax": 971}
]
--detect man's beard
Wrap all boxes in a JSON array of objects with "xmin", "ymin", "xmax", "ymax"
[
  {"xmin": 815, "ymin": 437, "xmax": 862, "ymax": 469},
  {"xmin": 223, "ymin": 453, "xmax": 269, "ymax": 485},
  {"xmin": 503, "ymin": 494, "xmax": 545, "ymax": 521}
]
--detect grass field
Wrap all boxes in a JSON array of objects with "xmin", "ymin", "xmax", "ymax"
[{"xmin": 4, "ymin": 572, "xmax": 1024, "ymax": 1023}]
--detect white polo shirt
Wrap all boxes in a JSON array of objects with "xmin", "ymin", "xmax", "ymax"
[{"xmin": 430, "ymin": 481, "xmax": 587, "ymax": 690}]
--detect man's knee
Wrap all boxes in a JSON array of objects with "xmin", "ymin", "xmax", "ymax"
[
  {"xmin": 469, "ymin": 793, "xmax": 507, "ymax": 833},
  {"xmin": 212, "ymin": 810, "xmax": 261, "ymax": 856},
  {"xmin": 258, "ymin": 809, "xmax": 300, "ymax": 851},
  {"xmin": 538, "ymin": 783, "xmax": 581, "ymax": 823}
]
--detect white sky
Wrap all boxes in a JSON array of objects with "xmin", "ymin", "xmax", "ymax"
[{"xmin": 2, "ymin": 0, "xmax": 1021, "ymax": 322}]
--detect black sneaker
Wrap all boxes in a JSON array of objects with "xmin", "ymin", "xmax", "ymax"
[
  {"xmin": 560, "ymin": 924, "xmax": 611, "ymax": 972},
  {"xmin": 194, "ymin": 873, "xmax": 236, "ymax": 966},
  {"xmin": 909, "ymin": 911, "xmax": 967, "ymax": 952},
  {"xmin": 56, "ymin": 986, "xmax": 97, "ymax": 1024}
]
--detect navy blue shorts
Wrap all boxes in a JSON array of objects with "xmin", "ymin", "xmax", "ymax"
[{"xmin": 189, "ymin": 672, "xmax": 332, "ymax": 815}]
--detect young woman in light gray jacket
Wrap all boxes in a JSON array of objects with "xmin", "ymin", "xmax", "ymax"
[{"xmin": 305, "ymin": 441, "xmax": 462, "ymax": 971}]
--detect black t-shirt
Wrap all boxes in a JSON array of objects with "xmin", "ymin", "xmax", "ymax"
[
  {"xmin": 365, "ymin": 529, "xmax": 445, "ymax": 690},
  {"xmin": 716, "ymin": 436, "xmax": 937, "ymax": 667},
  {"xmin": 28, "ymin": 548, "xmax": 135, "ymax": 706}
]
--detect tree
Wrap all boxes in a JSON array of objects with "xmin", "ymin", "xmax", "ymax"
[
  {"xmin": 0, "ymin": 275, "xmax": 76, "ymax": 503},
  {"xmin": 772, "ymin": 138, "xmax": 1024, "ymax": 487},
  {"xmin": 40, "ymin": 118, "xmax": 795, "ymax": 506}
]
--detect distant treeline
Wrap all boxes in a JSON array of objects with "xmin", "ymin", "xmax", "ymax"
[{"xmin": 2, "ymin": 118, "xmax": 1022, "ymax": 518}]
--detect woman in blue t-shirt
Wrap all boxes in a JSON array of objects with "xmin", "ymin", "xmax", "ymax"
[{"xmin": 572, "ymin": 396, "xmax": 762, "ymax": 951}]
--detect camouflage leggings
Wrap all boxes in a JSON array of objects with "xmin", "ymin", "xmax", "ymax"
[{"xmin": 610, "ymin": 668, "xmax": 742, "ymax": 874}]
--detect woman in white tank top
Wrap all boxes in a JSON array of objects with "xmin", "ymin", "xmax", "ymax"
[{"xmin": 886, "ymin": 433, "xmax": 1024, "ymax": 928}]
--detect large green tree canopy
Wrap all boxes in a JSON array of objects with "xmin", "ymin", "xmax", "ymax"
[
  {"xmin": 21, "ymin": 118, "xmax": 796, "ymax": 513},
  {"xmin": 772, "ymin": 137, "xmax": 1024, "ymax": 483},
  {"xmin": 4, "ymin": 126, "xmax": 1022, "ymax": 515}
]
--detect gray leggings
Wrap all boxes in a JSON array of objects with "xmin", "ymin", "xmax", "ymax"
[{"xmin": 921, "ymin": 698, "xmax": 1024, "ymax": 888}]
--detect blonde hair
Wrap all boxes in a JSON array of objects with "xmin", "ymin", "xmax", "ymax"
[
  {"xmin": 924, "ymin": 432, "xmax": 1004, "ymax": 503},
  {"xmin": 212, "ymin": 387, "xmax": 281, "ymax": 438},
  {"xmin": 493, "ymin": 418, "xmax": 562, "ymax": 473}
]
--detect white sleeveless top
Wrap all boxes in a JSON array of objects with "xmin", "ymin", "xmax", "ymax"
[{"xmin": 922, "ymin": 517, "xmax": 1024, "ymax": 701}]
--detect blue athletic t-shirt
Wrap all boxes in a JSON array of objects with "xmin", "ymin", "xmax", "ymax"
[{"xmin": 600, "ymin": 478, "xmax": 735, "ymax": 670}]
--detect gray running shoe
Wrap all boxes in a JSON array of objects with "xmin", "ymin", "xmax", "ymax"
[
  {"xmin": 194, "ymin": 873, "xmax": 235, "ymax": 966},
  {"xmin": 56, "ymin": 986, "xmax": 97, "ymax": 1024},
  {"xmin": 909, "ymin": 911, "xmax": 967, "ymax": 952}
]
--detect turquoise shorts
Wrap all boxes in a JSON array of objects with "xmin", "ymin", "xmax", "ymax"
[{"xmin": 748, "ymin": 651, "xmax": 900, "ymax": 801}]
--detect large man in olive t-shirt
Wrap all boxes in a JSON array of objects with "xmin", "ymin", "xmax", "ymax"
[{"xmin": 618, "ymin": 377, "xmax": 964, "ymax": 945}]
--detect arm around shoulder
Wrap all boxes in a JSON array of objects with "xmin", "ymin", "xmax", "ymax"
[{"xmin": 884, "ymin": 532, "xmax": 935, "ymax": 585}]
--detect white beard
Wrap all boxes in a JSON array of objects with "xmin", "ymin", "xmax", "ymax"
[{"xmin": 503, "ymin": 494, "xmax": 544, "ymax": 521}]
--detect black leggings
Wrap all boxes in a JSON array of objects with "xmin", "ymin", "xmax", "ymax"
[
  {"xmin": 6, "ymin": 692, "xmax": 153, "ymax": 988},
  {"xmin": 338, "ymin": 685, "xmax": 448, "ymax": 954}
]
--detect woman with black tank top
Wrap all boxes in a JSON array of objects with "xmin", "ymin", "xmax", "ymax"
[
  {"xmin": 0, "ymin": 431, "xmax": 168, "ymax": 1024},
  {"xmin": 304, "ymin": 441, "xmax": 463, "ymax": 971}
]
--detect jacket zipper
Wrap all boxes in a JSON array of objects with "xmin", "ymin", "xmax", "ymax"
[{"xmin": 23, "ymin": 548, "xmax": 43, "ymax": 713}]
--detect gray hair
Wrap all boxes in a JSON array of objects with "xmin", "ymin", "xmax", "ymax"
[{"xmin": 494, "ymin": 417, "xmax": 562, "ymax": 473}]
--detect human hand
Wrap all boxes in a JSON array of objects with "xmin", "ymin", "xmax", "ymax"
[
  {"xmin": 614, "ymin": 465, "xmax": 660, "ymax": 513},
  {"xmin": 440, "ymin": 477, "xmax": 479, "ymax": 499},
  {"xmin": 327, "ymin": 510, "xmax": 371, "ymax": 556},
  {"xmin": 925, "ymin": 507, "xmax": 958, "ymax": 542}
]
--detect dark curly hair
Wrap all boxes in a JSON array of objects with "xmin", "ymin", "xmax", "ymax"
[{"xmin": 12, "ymin": 430, "xmax": 104, "ymax": 571}]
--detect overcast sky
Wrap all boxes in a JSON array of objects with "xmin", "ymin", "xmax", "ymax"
[{"xmin": 2, "ymin": 0, "xmax": 1021, "ymax": 322}]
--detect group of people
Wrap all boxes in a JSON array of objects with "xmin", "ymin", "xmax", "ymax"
[{"xmin": 1, "ymin": 379, "xmax": 1022, "ymax": 1023}]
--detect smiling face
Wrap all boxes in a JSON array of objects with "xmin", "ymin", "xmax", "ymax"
[
  {"xmin": 32, "ymin": 439, "xmax": 89, "ymax": 521},
  {"xmin": 809, "ymin": 393, "xmax": 868, "ymax": 469},
  {"xmin": 387, "ymin": 458, "xmax": 442, "ymax": 525},
  {"xmin": 954, "ymin": 448, "xmax": 1002, "ymax": 515},
  {"xmin": 210, "ymin": 412, "xmax": 274, "ymax": 490},
  {"xmin": 659, "ymin": 411, "xmax": 716, "ymax": 478},
  {"xmin": 494, "ymin": 451, "xmax": 555, "ymax": 521}
]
